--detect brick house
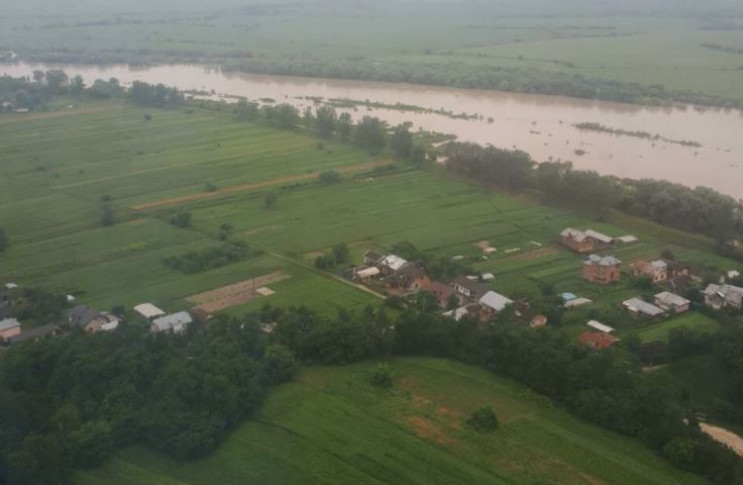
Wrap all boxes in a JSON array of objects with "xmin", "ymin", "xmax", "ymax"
[{"xmin": 582, "ymin": 255, "xmax": 621, "ymax": 284}]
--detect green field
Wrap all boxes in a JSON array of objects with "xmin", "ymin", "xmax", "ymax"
[
  {"xmin": 75, "ymin": 358, "xmax": 703, "ymax": 485},
  {"xmin": 3, "ymin": 1, "xmax": 743, "ymax": 103},
  {"xmin": 636, "ymin": 312, "xmax": 721, "ymax": 343},
  {"xmin": 1, "ymin": 99, "xmax": 741, "ymax": 329}
]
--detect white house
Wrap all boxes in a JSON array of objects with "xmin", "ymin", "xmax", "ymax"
[
  {"xmin": 134, "ymin": 303, "xmax": 166, "ymax": 320},
  {"xmin": 151, "ymin": 311, "xmax": 193, "ymax": 334},
  {"xmin": 654, "ymin": 291, "xmax": 691, "ymax": 314}
]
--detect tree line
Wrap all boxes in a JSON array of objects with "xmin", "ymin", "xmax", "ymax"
[
  {"xmin": 444, "ymin": 142, "xmax": 743, "ymax": 244},
  {"xmin": 162, "ymin": 241, "xmax": 262, "ymax": 274}
]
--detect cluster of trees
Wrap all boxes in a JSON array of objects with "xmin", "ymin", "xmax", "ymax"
[
  {"xmin": 0, "ymin": 317, "xmax": 272, "ymax": 484},
  {"xmin": 444, "ymin": 142, "xmax": 743, "ymax": 242},
  {"xmin": 162, "ymin": 241, "xmax": 261, "ymax": 274},
  {"xmin": 129, "ymin": 81, "xmax": 184, "ymax": 108},
  {"xmin": 219, "ymin": 57, "xmax": 743, "ymax": 110},
  {"xmin": 263, "ymin": 304, "xmax": 742, "ymax": 483},
  {"xmin": 314, "ymin": 243, "xmax": 350, "ymax": 270}
]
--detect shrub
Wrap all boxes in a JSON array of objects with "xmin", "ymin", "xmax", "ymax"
[
  {"xmin": 369, "ymin": 363, "xmax": 393, "ymax": 388},
  {"xmin": 465, "ymin": 406, "xmax": 499, "ymax": 433}
]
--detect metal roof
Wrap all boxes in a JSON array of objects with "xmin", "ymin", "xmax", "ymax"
[
  {"xmin": 356, "ymin": 266, "xmax": 381, "ymax": 278},
  {"xmin": 478, "ymin": 291, "xmax": 513, "ymax": 312},
  {"xmin": 586, "ymin": 254, "xmax": 621, "ymax": 266},
  {"xmin": 655, "ymin": 291, "xmax": 690, "ymax": 308},
  {"xmin": 561, "ymin": 227, "xmax": 588, "ymax": 242},
  {"xmin": 0, "ymin": 318, "xmax": 21, "ymax": 332},
  {"xmin": 584, "ymin": 230, "xmax": 614, "ymax": 244},
  {"xmin": 587, "ymin": 320, "xmax": 615, "ymax": 333},
  {"xmin": 134, "ymin": 303, "xmax": 166, "ymax": 319},
  {"xmin": 380, "ymin": 254, "xmax": 408, "ymax": 272},
  {"xmin": 152, "ymin": 311, "xmax": 193, "ymax": 333},
  {"xmin": 623, "ymin": 298, "xmax": 665, "ymax": 316}
]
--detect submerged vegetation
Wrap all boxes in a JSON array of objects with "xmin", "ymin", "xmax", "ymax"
[{"xmin": 575, "ymin": 122, "xmax": 703, "ymax": 148}]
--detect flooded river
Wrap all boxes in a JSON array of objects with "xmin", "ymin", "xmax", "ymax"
[{"xmin": 2, "ymin": 62, "xmax": 742, "ymax": 199}]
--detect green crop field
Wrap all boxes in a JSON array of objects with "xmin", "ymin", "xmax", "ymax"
[
  {"xmin": 1, "ymin": 98, "xmax": 741, "ymax": 330},
  {"xmin": 75, "ymin": 358, "xmax": 703, "ymax": 485}
]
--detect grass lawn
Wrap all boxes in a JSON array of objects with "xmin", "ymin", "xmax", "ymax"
[
  {"xmin": 636, "ymin": 312, "xmax": 720, "ymax": 343},
  {"xmin": 75, "ymin": 358, "xmax": 703, "ymax": 485}
]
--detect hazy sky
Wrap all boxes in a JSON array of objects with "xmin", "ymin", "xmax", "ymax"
[{"xmin": 4, "ymin": 0, "xmax": 742, "ymax": 16}]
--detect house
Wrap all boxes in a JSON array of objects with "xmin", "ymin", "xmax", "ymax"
[
  {"xmin": 559, "ymin": 228, "xmax": 614, "ymax": 254},
  {"xmin": 654, "ymin": 291, "xmax": 691, "ymax": 314},
  {"xmin": 378, "ymin": 254, "xmax": 408, "ymax": 275},
  {"xmin": 353, "ymin": 265, "xmax": 381, "ymax": 282},
  {"xmin": 586, "ymin": 320, "xmax": 615, "ymax": 333},
  {"xmin": 704, "ymin": 284, "xmax": 743, "ymax": 310},
  {"xmin": 9, "ymin": 324, "xmax": 60, "ymax": 344},
  {"xmin": 151, "ymin": 311, "xmax": 193, "ymax": 334},
  {"xmin": 425, "ymin": 281, "xmax": 457, "ymax": 308},
  {"xmin": 0, "ymin": 318, "xmax": 21, "ymax": 341},
  {"xmin": 67, "ymin": 305, "xmax": 101, "ymax": 328},
  {"xmin": 584, "ymin": 230, "xmax": 615, "ymax": 250},
  {"xmin": 560, "ymin": 228, "xmax": 594, "ymax": 254},
  {"xmin": 631, "ymin": 259, "xmax": 668, "ymax": 283},
  {"xmin": 582, "ymin": 255, "xmax": 621, "ymax": 284},
  {"xmin": 84, "ymin": 313, "xmax": 121, "ymax": 333},
  {"xmin": 386, "ymin": 264, "xmax": 431, "ymax": 293},
  {"xmin": 478, "ymin": 291, "xmax": 513, "ymax": 318},
  {"xmin": 451, "ymin": 276, "xmax": 490, "ymax": 300},
  {"xmin": 134, "ymin": 303, "xmax": 166, "ymax": 320},
  {"xmin": 579, "ymin": 331, "xmax": 620, "ymax": 350},
  {"xmin": 622, "ymin": 298, "xmax": 666, "ymax": 318},
  {"xmin": 363, "ymin": 250, "xmax": 384, "ymax": 266},
  {"xmin": 664, "ymin": 259, "xmax": 690, "ymax": 279}
]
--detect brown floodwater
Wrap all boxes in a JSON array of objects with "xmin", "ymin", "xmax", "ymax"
[{"xmin": 3, "ymin": 62, "xmax": 743, "ymax": 199}]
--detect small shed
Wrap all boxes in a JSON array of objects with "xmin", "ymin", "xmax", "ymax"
[
  {"xmin": 134, "ymin": 303, "xmax": 166, "ymax": 320},
  {"xmin": 587, "ymin": 320, "xmax": 615, "ymax": 333}
]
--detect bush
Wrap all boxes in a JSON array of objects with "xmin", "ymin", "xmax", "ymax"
[
  {"xmin": 465, "ymin": 406, "xmax": 499, "ymax": 433},
  {"xmin": 318, "ymin": 170, "xmax": 341, "ymax": 184},
  {"xmin": 369, "ymin": 363, "xmax": 393, "ymax": 388},
  {"xmin": 170, "ymin": 211, "xmax": 192, "ymax": 228},
  {"xmin": 265, "ymin": 344, "xmax": 299, "ymax": 384}
]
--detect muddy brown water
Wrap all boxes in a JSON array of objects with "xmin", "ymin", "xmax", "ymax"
[{"xmin": 2, "ymin": 62, "xmax": 742, "ymax": 199}]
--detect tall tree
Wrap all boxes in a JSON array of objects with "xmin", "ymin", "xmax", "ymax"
[
  {"xmin": 315, "ymin": 105, "xmax": 338, "ymax": 139},
  {"xmin": 354, "ymin": 116, "xmax": 386, "ymax": 155}
]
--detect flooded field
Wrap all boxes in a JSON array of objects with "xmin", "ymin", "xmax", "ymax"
[{"xmin": 2, "ymin": 62, "xmax": 742, "ymax": 199}]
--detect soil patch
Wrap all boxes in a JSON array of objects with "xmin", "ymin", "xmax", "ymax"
[
  {"xmin": 505, "ymin": 247, "xmax": 558, "ymax": 261},
  {"xmin": 187, "ymin": 272, "xmax": 290, "ymax": 313},
  {"xmin": 700, "ymin": 423, "xmax": 743, "ymax": 457}
]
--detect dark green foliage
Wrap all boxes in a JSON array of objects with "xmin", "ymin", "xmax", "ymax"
[
  {"xmin": 445, "ymin": 142, "xmax": 535, "ymax": 191},
  {"xmin": 354, "ymin": 116, "xmax": 386, "ymax": 155},
  {"xmin": 272, "ymin": 104, "xmax": 300, "ymax": 130},
  {"xmin": 661, "ymin": 249, "xmax": 677, "ymax": 261},
  {"xmin": 318, "ymin": 170, "xmax": 341, "ymax": 184},
  {"xmin": 235, "ymin": 99, "xmax": 259, "ymax": 121},
  {"xmin": 391, "ymin": 125, "xmax": 413, "ymax": 159},
  {"xmin": 338, "ymin": 112, "xmax": 353, "ymax": 141},
  {"xmin": 101, "ymin": 203, "xmax": 115, "ymax": 226},
  {"xmin": 0, "ymin": 316, "xmax": 270, "ymax": 483},
  {"xmin": 314, "ymin": 105, "xmax": 337, "ymax": 138},
  {"xmin": 314, "ymin": 253, "xmax": 336, "ymax": 270},
  {"xmin": 162, "ymin": 241, "xmax": 261, "ymax": 274},
  {"xmin": 218, "ymin": 223, "xmax": 234, "ymax": 241},
  {"xmin": 0, "ymin": 228, "xmax": 8, "ymax": 252},
  {"xmin": 265, "ymin": 344, "xmax": 299, "ymax": 384},
  {"xmin": 466, "ymin": 406, "xmax": 499, "ymax": 433},
  {"xmin": 263, "ymin": 191, "xmax": 278, "ymax": 209},
  {"xmin": 169, "ymin": 211, "xmax": 192, "ymax": 228},
  {"xmin": 332, "ymin": 243, "xmax": 349, "ymax": 265},
  {"xmin": 129, "ymin": 81, "xmax": 184, "ymax": 108},
  {"xmin": 369, "ymin": 363, "xmax": 393, "ymax": 388}
]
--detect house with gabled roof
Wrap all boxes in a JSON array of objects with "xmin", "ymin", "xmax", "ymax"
[
  {"xmin": 654, "ymin": 291, "xmax": 690, "ymax": 314},
  {"xmin": 704, "ymin": 284, "xmax": 743, "ymax": 310},
  {"xmin": 451, "ymin": 276, "xmax": 489, "ymax": 300},
  {"xmin": 478, "ymin": 291, "xmax": 513, "ymax": 318},
  {"xmin": 582, "ymin": 255, "xmax": 621, "ymax": 284}
]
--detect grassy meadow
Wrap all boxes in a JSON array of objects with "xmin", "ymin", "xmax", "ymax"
[{"xmin": 75, "ymin": 358, "xmax": 704, "ymax": 485}]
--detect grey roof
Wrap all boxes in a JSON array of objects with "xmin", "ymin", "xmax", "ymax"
[
  {"xmin": 152, "ymin": 311, "xmax": 193, "ymax": 332},
  {"xmin": 0, "ymin": 318, "xmax": 21, "ymax": 332},
  {"xmin": 585, "ymin": 254, "xmax": 621, "ymax": 266},
  {"xmin": 9, "ymin": 324, "xmax": 59, "ymax": 343},
  {"xmin": 478, "ymin": 291, "xmax": 513, "ymax": 312},
  {"xmin": 452, "ymin": 276, "xmax": 490, "ymax": 299},
  {"xmin": 655, "ymin": 291, "xmax": 690, "ymax": 308},
  {"xmin": 67, "ymin": 305, "xmax": 100, "ymax": 327},
  {"xmin": 363, "ymin": 250, "xmax": 384, "ymax": 262},
  {"xmin": 623, "ymin": 298, "xmax": 666, "ymax": 317},
  {"xmin": 584, "ymin": 230, "xmax": 614, "ymax": 244},
  {"xmin": 650, "ymin": 260, "xmax": 668, "ymax": 270},
  {"xmin": 561, "ymin": 227, "xmax": 588, "ymax": 242},
  {"xmin": 704, "ymin": 284, "xmax": 743, "ymax": 306}
]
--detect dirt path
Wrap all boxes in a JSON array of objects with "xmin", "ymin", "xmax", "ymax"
[
  {"xmin": 132, "ymin": 160, "xmax": 393, "ymax": 211},
  {"xmin": 700, "ymin": 423, "xmax": 743, "ymax": 457},
  {"xmin": 187, "ymin": 271, "xmax": 290, "ymax": 313},
  {"xmin": 0, "ymin": 107, "xmax": 106, "ymax": 125}
]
